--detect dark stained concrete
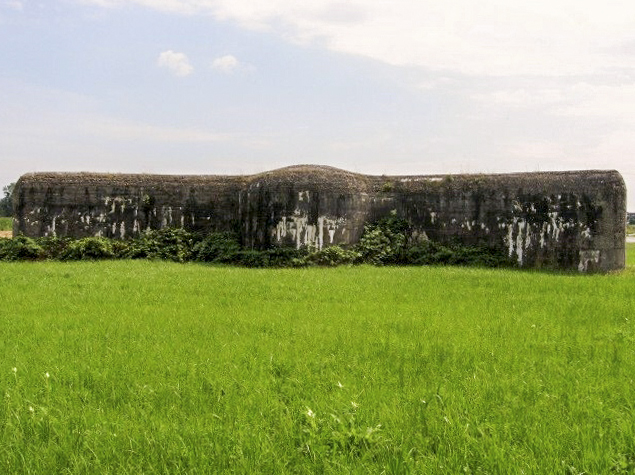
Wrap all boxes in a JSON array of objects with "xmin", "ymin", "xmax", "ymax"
[{"xmin": 13, "ymin": 165, "xmax": 626, "ymax": 271}]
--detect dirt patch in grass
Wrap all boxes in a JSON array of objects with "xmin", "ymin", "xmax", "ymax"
[{"xmin": 0, "ymin": 231, "xmax": 12, "ymax": 238}]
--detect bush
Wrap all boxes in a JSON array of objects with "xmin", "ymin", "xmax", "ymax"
[
  {"xmin": 63, "ymin": 237, "xmax": 115, "ymax": 260},
  {"xmin": 111, "ymin": 240, "xmax": 132, "ymax": 259},
  {"xmin": 305, "ymin": 246, "xmax": 361, "ymax": 266},
  {"xmin": 0, "ymin": 236, "xmax": 43, "ymax": 261},
  {"xmin": 234, "ymin": 250, "xmax": 271, "ymax": 268},
  {"xmin": 193, "ymin": 232, "xmax": 241, "ymax": 263},
  {"xmin": 125, "ymin": 228, "xmax": 199, "ymax": 262},
  {"xmin": 448, "ymin": 245, "xmax": 512, "ymax": 268},
  {"xmin": 36, "ymin": 236, "xmax": 72, "ymax": 260},
  {"xmin": 0, "ymin": 222, "xmax": 513, "ymax": 269},
  {"xmin": 405, "ymin": 241, "xmax": 512, "ymax": 268},
  {"xmin": 356, "ymin": 216, "xmax": 409, "ymax": 265},
  {"xmin": 266, "ymin": 247, "xmax": 309, "ymax": 267},
  {"xmin": 405, "ymin": 241, "xmax": 455, "ymax": 265}
]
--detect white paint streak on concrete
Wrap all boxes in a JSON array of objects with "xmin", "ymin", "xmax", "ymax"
[
  {"xmin": 274, "ymin": 213, "xmax": 345, "ymax": 250},
  {"xmin": 276, "ymin": 217, "xmax": 287, "ymax": 241},
  {"xmin": 317, "ymin": 217, "xmax": 324, "ymax": 250},
  {"xmin": 506, "ymin": 223, "xmax": 514, "ymax": 257},
  {"xmin": 540, "ymin": 223, "xmax": 547, "ymax": 248},
  {"xmin": 515, "ymin": 220, "xmax": 525, "ymax": 266},
  {"xmin": 524, "ymin": 223, "xmax": 532, "ymax": 251},
  {"xmin": 578, "ymin": 250, "xmax": 600, "ymax": 272}
]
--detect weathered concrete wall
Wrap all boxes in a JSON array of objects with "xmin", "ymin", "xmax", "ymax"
[{"xmin": 13, "ymin": 165, "xmax": 626, "ymax": 271}]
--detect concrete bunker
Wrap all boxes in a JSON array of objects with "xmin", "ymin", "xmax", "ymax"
[{"xmin": 13, "ymin": 165, "xmax": 626, "ymax": 272}]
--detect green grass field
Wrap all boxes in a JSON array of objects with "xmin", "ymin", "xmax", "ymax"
[
  {"xmin": 1, "ymin": 246, "xmax": 634, "ymax": 473},
  {"xmin": 0, "ymin": 217, "xmax": 12, "ymax": 231}
]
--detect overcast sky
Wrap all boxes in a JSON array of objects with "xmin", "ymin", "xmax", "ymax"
[{"xmin": 1, "ymin": 0, "xmax": 634, "ymax": 209}]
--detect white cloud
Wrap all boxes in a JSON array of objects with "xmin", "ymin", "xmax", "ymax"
[
  {"xmin": 78, "ymin": 0, "xmax": 635, "ymax": 77},
  {"xmin": 474, "ymin": 88, "xmax": 565, "ymax": 108},
  {"xmin": 75, "ymin": 0, "xmax": 123, "ymax": 7},
  {"xmin": 554, "ymin": 83, "xmax": 635, "ymax": 124},
  {"xmin": 211, "ymin": 54, "xmax": 239, "ymax": 73},
  {"xmin": 157, "ymin": 50, "xmax": 193, "ymax": 77},
  {"xmin": 79, "ymin": 117, "xmax": 232, "ymax": 142},
  {"xmin": 3, "ymin": 0, "xmax": 24, "ymax": 10}
]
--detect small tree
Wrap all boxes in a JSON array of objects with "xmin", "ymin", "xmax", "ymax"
[{"xmin": 0, "ymin": 183, "xmax": 15, "ymax": 217}]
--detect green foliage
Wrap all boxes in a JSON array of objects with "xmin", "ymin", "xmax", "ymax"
[
  {"xmin": 0, "ymin": 220, "xmax": 524, "ymax": 270},
  {"xmin": 234, "ymin": 249, "xmax": 271, "ymax": 267},
  {"xmin": 111, "ymin": 239, "xmax": 133, "ymax": 259},
  {"xmin": 193, "ymin": 232, "xmax": 241, "ymax": 263},
  {"xmin": 0, "ymin": 235, "xmax": 42, "ymax": 261},
  {"xmin": 406, "ymin": 240, "xmax": 512, "ymax": 267},
  {"xmin": 194, "ymin": 233, "xmax": 308, "ymax": 267},
  {"xmin": 265, "ymin": 246, "xmax": 309, "ymax": 267},
  {"xmin": 379, "ymin": 181, "xmax": 393, "ymax": 193},
  {"xmin": 125, "ymin": 228, "xmax": 199, "ymax": 262},
  {"xmin": 225, "ymin": 247, "xmax": 308, "ymax": 268},
  {"xmin": 62, "ymin": 237, "xmax": 115, "ymax": 260},
  {"xmin": 405, "ymin": 240, "xmax": 455, "ymax": 265},
  {"xmin": 36, "ymin": 236, "xmax": 72, "ymax": 260},
  {"xmin": 0, "ymin": 182, "xmax": 15, "ymax": 217},
  {"xmin": 0, "ymin": 217, "xmax": 12, "ymax": 231},
  {"xmin": 300, "ymin": 404, "xmax": 385, "ymax": 460},
  {"xmin": 356, "ymin": 216, "xmax": 409, "ymax": 265},
  {"xmin": 305, "ymin": 245, "xmax": 361, "ymax": 266}
]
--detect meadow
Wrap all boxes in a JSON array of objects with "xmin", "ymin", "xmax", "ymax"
[
  {"xmin": 0, "ymin": 245, "xmax": 634, "ymax": 473},
  {"xmin": 0, "ymin": 217, "xmax": 12, "ymax": 231}
]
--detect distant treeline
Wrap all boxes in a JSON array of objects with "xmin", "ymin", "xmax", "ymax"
[{"xmin": 0, "ymin": 183, "xmax": 14, "ymax": 217}]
